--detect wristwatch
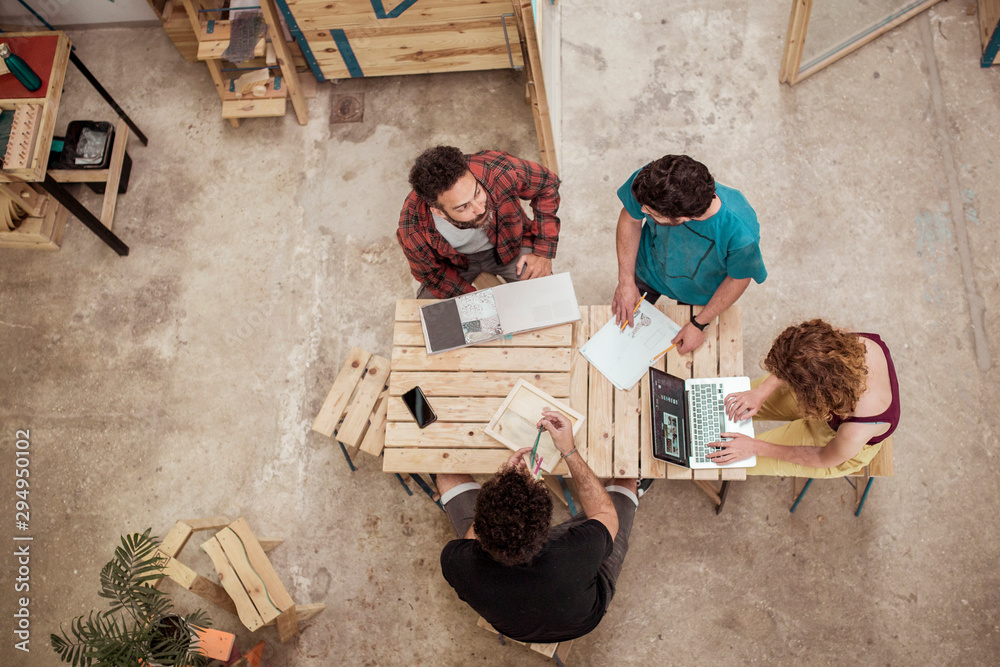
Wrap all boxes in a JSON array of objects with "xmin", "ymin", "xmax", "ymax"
[{"xmin": 690, "ymin": 314, "xmax": 709, "ymax": 331}]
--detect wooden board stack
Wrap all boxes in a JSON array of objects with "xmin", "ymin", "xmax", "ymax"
[{"xmin": 1, "ymin": 103, "xmax": 39, "ymax": 171}]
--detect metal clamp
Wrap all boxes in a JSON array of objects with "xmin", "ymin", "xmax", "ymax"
[{"xmin": 500, "ymin": 13, "xmax": 522, "ymax": 71}]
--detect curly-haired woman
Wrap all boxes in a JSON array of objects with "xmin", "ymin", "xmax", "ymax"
[{"xmin": 707, "ymin": 319, "xmax": 899, "ymax": 477}]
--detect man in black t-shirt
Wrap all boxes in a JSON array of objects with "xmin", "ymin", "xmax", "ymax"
[{"xmin": 437, "ymin": 410, "xmax": 639, "ymax": 643}]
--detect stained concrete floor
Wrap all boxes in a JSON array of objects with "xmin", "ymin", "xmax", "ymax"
[{"xmin": 1, "ymin": 1, "xmax": 998, "ymax": 665}]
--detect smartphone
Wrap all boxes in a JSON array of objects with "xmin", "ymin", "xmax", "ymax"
[{"xmin": 402, "ymin": 386, "xmax": 437, "ymax": 429}]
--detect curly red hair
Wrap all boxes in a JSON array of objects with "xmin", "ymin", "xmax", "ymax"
[{"xmin": 764, "ymin": 319, "xmax": 868, "ymax": 419}]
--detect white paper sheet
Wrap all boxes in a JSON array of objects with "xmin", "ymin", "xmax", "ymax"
[{"xmin": 580, "ymin": 302, "xmax": 683, "ymax": 391}]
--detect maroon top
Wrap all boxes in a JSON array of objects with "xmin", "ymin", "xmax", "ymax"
[{"xmin": 827, "ymin": 333, "xmax": 899, "ymax": 445}]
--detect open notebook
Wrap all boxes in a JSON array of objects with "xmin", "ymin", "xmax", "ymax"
[{"xmin": 419, "ymin": 273, "xmax": 581, "ymax": 354}]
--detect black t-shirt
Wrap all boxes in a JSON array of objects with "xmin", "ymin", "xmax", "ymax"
[{"xmin": 440, "ymin": 519, "xmax": 613, "ymax": 643}]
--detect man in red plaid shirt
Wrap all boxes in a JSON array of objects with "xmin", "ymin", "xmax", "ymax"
[{"xmin": 397, "ymin": 146, "xmax": 561, "ymax": 298}]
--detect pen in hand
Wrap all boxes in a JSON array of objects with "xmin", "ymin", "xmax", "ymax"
[{"xmin": 621, "ymin": 292, "xmax": 648, "ymax": 331}]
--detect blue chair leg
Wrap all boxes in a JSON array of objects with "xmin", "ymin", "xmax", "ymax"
[
  {"xmin": 337, "ymin": 441, "xmax": 356, "ymax": 471},
  {"xmin": 411, "ymin": 473, "xmax": 444, "ymax": 511},
  {"xmin": 556, "ymin": 475, "xmax": 578, "ymax": 517},
  {"xmin": 790, "ymin": 478, "xmax": 813, "ymax": 513},
  {"xmin": 855, "ymin": 478, "xmax": 875, "ymax": 517}
]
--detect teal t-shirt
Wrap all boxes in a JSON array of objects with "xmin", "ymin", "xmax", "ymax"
[{"xmin": 617, "ymin": 168, "xmax": 767, "ymax": 305}]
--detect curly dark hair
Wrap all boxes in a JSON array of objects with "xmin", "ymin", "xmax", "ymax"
[
  {"xmin": 764, "ymin": 319, "xmax": 869, "ymax": 420},
  {"xmin": 631, "ymin": 155, "xmax": 715, "ymax": 219},
  {"xmin": 408, "ymin": 145, "xmax": 469, "ymax": 207},
  {"xmin": 473, "ymin": 465, "xmax": 552, "ymax": 566}
]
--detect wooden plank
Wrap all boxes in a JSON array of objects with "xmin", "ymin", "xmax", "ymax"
[
  {"xmin": 391, "ymin": 346, "xmax": 572, "ymax": 372},
  {"xmin": 389, "ymin": 371, "xmax": 570, "ymax": 397},
  {"xmin": 664, "ymin": 304, "xmax": 692, "ymax": 379},
  {"xmin": 691, "ymin": 306, "xmax": 718, "ymax": 378},
  {"xmin": 666, "ymin": 463, "xmax": 692, "ymax": 480},
  {"xmin": 383, "ymin": 447, "xmax": 568, "ymax": 475},
  {"xmin": 982, "ymin": 0, "xmax": 1000, "ymax": 50},
  {"xmin": 388, "ymin": 396, "xmax": 504, "ymax": 423},
  {"xmin": 569, "ymin": 307, "xmax": 590, "ymax": 461},
  {"xmin": 385, "ymin": 421, "xmax": 497, "ymax": 448},
  {"xmin": 720, "ymin": 467, "xmax": 747, "ymax": 481},
  {"xmin": 587, "ymin": 307, "xmax": 614, "ymax": 478},
  {"xmin": 287, "ymin": 603, "xmax": 324, "ymax": 623},
  {"xmin": 693, "ymin": 468, "xmax": 721, "ymax": 480},
  {"xmin": 868, "ymin": 435, "xmax": 894, "ymax": 477},
  {"xmin": 220, "ymin": 518, "xmax": 296, "ymax": 612},
  {"xmin": 159, "ymin": 520, "xmax": 193, "ymax": 558},
  {"xmin": 274, "ymin": 606, "xmax": 298, "ymax": 642},
  {"xmin": 513, "ymin": 0, "xmax": 558, "ymax": 173},
  {"xmin": 312, "ymin": 347, "xmax": 371, "ymax": 436},
  {"xmin": 201, "ymin": 536, "xmax": 265, "ymax": 631},
  {"xmin": 286, "ymin": 0, "xmax": 515, "ymax": 29},
  {"xmin": 693, "ymin": 480, "xmax": 722, "ymax": 505},
  {"xmin": 393, "ymin": 320, "xmax": 572, "ymax": 347},
  {"xmin": 779, "ymin": 0, "xmax": 810, "ymax": 84},
  {"xmin": 717, "ymin": 304, "xmax": 743, "ymax": 377},
  {"xmin": 613, "ymin": 383, "xmax": 640, "ymax": 478},
  {"xmin": 336, "ymin": 354, "xmax": 390, "ymax": 448},
  {"xmin": 260, "ymin": 0, "xmax": 308, "ymax": 124},
  {"xmin": 183, "ymin": 516, "xmax": 233, "ymax": 531},
  {"xmin": 358, "ymin": 391, "xmax": 389, "ymax": 457},
  {"xmin": 99, "ymin": 118, "xmax": 129, "ymax": 229},
  {"xmin": 222, "ymin": 97, "xmax": 287, "ymax": 119}
]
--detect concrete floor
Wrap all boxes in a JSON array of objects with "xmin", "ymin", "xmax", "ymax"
[{"xmin": 1, "ymin": 1, "xmax": 998, "ymax": 664}]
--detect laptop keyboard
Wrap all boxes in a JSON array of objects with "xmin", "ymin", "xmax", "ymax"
[{"xmin": 690, "ymin": 383, "xmax": 727, "ymax": 464}]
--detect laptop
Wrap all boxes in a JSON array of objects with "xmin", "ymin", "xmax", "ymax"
[{"xmin": 649, "ymin": 368, "xmax": 757, "ymax": 469}]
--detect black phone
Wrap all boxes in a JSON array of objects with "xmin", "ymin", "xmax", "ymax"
[{"xmin": 402, "ymin": 386, "xmax": 437, "ymax": 428}]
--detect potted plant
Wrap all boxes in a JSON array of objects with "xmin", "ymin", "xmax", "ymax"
[{"xmin": 51, "ymin": 528, "xmax": 213, "ymax": 667}]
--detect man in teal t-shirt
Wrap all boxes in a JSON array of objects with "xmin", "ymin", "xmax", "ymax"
[{"xmin": 612, "ymin": 155, "xmax": 766, "ymax": 354}]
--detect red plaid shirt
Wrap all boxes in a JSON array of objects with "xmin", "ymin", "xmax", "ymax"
[{"xmin": 397, "ymin": 151, "xmax": 561, "ymax": 298}]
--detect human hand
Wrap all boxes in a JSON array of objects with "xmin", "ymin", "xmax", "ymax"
[
  {"xmin": 612, "ymin": 280, "xmax": 641, "ymax": 329},
  {"xmin": 537, "ymin": 409, "xmax": 575, "ymax": 455},
  {"xmin": 706, "ymin": 433, "xmax": 757, "ymax": 464},
  {"xmin": 724, "ymin": 389, "xmax": 764, "ymax": 422},
  {"xmin": 506, "ymin": 447, "xmax": 532, "ymax": 471},
  {"xmin": 671, "ymin": 322, "xmax": 706, "ymax": 355},
  {"xmin": 516, "ymin": 254, "xmax": 552, "ymax": 280}
]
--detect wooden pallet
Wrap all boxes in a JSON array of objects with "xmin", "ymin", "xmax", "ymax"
[{"xmin": 0, "ymin": 189, "xmax": 67, "ymax": 250}]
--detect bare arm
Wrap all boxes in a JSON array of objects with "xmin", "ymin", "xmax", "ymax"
[
  {"xmin": 612, "ymin": 208, "xmax": 645, "ymax": 328},
  {"xmin": 708, "ymin": 422, "xmax": 881, "ymax": 468},
  {"xmin": 539, "ymin": 410, "xmax": 618, "ymax": 540},
  {"xmin": 672, "ymin": 276, "xmax": 751, "ymax": 354}
]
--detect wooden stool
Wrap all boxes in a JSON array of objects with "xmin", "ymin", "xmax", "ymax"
[
  {"xmin": 790, "ymin": 436, "xmax": 895, "ymax": 516},
  {"xmin": 155, "ymin": 517, "xmax": 325, "ymax": 642},
  {"xmin": 312, "ymin": 346, "xmax": 391, "ymax": 467},
  {"xmin": 477, "ymin": 617, "xmax": 573, "ymax": 665}
]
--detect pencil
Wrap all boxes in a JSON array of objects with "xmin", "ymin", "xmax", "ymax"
[
  {"xmin": 651, "ymin": 342, "xmax": 678, "ymax": 364},
  {"xmin": 529, "ymin": 426, "xmax": 543, "ymax": 468},
  {"xmin": 620, "ymin": 292, "xmax": 648, "ymax": 331}
]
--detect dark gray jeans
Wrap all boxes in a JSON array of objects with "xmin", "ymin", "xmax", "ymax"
[{"xmin": 417, "ymin": 247, "xmax": 532, "ymax": 299}]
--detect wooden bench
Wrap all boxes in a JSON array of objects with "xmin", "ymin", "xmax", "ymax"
[
  {"xmin": 477, "ymin": 616, "xmax": 573, "ymax": 665},
  {"xmin": 790, "ymin": 436, "xmax": 895, "ymax": 516},
  {"xmin": 312, "ymin": 347, "xmax": 391, "ymax": 467},
  {"xmin": 155, "ymin": 517, "xmax": 325, "ymax": 642}
]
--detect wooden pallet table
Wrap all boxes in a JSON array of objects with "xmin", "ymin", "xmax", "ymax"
[
  {"xmin": 383, "ymin": 299, "xmax": 582, "ymax": 475},
  {"xmin": 383, "ymin": 299, "xmax": 745, "ymax": 512}
]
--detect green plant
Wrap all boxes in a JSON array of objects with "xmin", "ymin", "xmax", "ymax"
[{"xmin": 51, "ymin": 528, "xmax": 212, "ymax": 667}]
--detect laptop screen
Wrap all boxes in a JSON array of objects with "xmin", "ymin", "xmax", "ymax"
[{"xmin": 649, "ymin": 368, "xmax": 688, "ymax": 465}]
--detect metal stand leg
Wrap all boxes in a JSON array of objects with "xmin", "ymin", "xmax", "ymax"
[
  {"xmin": 394, "ymin": 473, "xmax": 413, "ymax": 496},
  {"xmin": 336, "ymin": 441, "xmax": 355, "ymax": 471},
  {"xmin": 40, "ymin": 175, "xmax": 129, "ymax": 255},
  {"xmin": 69, "ymin": 51, "xmax": 149, "ymax": 146},
  {"xmin": 716, "ymin": 480, "xmax": 731, "ymax": 515},
  {"xmin": 410, "ymin": 474, "xmax": 443, "ymax": 511},
  {"xmin": 790, "ymin": 478, "xmax": 813, "ymax": 513},
  {"xmin": 854, "ymin": 478, "xmax": 875, "ymax": 517}
]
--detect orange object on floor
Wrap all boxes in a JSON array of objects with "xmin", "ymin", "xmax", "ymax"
[
  {"xmin": 229, "ymin": 641, "xmax": 265, "ymax": 667},
  {"xmin": 194, "ymin": 627, "xmax": 236, "ymax": 660}
]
